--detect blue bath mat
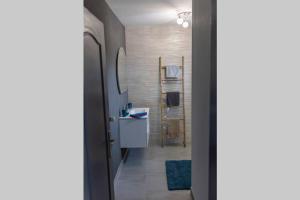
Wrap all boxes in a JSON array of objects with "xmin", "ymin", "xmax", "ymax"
[{"xmin": 165, "ymin": 160, "xmax": 191, "ymax": 190}]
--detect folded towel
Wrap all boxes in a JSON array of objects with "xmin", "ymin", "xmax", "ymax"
[
  {"xmin": 166, "ymin": 92, "xmax": 180, "ymax": 107},
  {"xmin": 166, "ymin": 65, "xmax": 181, "ymax": 79}
]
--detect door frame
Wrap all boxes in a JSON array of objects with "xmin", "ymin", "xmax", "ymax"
[
  {"xmin": 84, "ymin": 7, "xmax": 114, "ymax": 200},
  {"xmin": 209, "ymin": 0, "xmax": 217, "ymax": 198}
]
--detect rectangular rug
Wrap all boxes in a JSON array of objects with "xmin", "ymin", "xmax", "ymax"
[{"xmin": 165, "ymin": 160, "xmax": 191, "ymax": 190}]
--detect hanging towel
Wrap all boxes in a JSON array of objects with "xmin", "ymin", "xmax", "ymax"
[
  {"xmin": 166, "ymin": 92, "xmax": 180, "ymax": 107},
  {"xmin": 166, "ymin": 65, "xmax": 181, "ymax": 79}
]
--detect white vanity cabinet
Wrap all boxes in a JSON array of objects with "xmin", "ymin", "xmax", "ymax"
[{"xmin": 119, "ymin": 108, "xmax": 150, "ymax": 148}]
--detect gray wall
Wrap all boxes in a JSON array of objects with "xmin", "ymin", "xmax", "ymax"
[
  {"xmin": 84, "ymin": 1, "xmax": 128, "ymax": 178},
  {"xmin": 126, "ymin": 25, "xmax": 192, "ymax": 137},
  {"xmin": 192, "ymin": 0, "xmax": 216, "ymax": 199}
]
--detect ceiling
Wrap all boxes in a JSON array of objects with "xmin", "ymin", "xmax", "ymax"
[{"xmin": 106, "ymin": 0, "xmax": 192, "ymax": 26}]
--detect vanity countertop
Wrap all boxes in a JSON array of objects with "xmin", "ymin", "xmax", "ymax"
[{"xmin": 119, "ymin": 108, "xmax": 149, "ymax": 120}]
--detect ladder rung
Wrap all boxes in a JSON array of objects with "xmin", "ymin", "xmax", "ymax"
[
  {"xmin": 162, "ymin": 118, "xmax": 184, "ymax": 120},
  {"xmin": 161, "ymin": 92, "xmax": 183, "ymax": 94},
  {"xmin": 161, "ymin": 79, "xmax": 183, "ymax": 81},
  {"xmin": 161, "ymin": 65, "xmax": 183, "ymax": 69}
]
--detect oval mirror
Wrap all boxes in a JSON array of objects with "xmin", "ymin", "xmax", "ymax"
[{"xmin": 117, "ymin": 47, "xmax": 128, "ymax": 94}]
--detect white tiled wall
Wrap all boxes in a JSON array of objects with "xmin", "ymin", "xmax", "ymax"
[{"xmin": 126, "ymin": 25, "xmax": 192, "ymax": 136}]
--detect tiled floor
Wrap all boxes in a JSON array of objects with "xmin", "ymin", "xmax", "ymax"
[{"xmin": 115, "ymin": 135, "xmax": 192, "ymax": 200}]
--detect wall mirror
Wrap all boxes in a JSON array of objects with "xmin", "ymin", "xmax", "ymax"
[{"xmin": 117, "ymin": 47, "xmax": 128, "ymax": 94}]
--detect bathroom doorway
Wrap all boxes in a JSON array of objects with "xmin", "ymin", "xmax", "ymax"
[
  {"xmin": 84, "ymin": 0, "xmax": 216, "ymax": 199},
  {"xmin": 105, "ymin": 1, "xmax": 194, "ymax": 199}
]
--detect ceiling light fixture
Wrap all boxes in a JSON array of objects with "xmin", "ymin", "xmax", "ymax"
[
  {"xmin": 177, "ymin": 11, "xmax": 192, "ymax": 28},
  {"xmin": 177, "ymin": 17, "xmax": 184, "ymax": 25},
  {"xmin": 182, "ymin": 21, "xmax": 189, "ymax": 28}
]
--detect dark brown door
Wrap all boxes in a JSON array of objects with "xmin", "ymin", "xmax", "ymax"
[{"xmin": 84, "ymin": 32, "xmax": 113, "ymax": 200}]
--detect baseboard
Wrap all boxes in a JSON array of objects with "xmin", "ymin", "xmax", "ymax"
[{"xmin": 113, "ymin": 160, "xmax": 124, "ymax": 192}]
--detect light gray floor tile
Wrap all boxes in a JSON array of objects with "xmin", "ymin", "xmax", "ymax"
[
  {"xmin": 146, "ymin": 190, "xmax": 192, "ymax": 200},
  {"xmin": 116, "ymin": 180, "xmax": 147, "ymax": 200},
  {"xmin": 115, "ymin": 134, "xmax": 191, "ymax": 200},
  {"xmin": 145, "ymin": 174, "xmax": 168, "ymax": 193}
]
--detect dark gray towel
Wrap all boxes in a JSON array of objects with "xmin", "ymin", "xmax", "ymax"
[{"xmin": 166, "ymin": 92, "xmax": 180, "ymax": 107}]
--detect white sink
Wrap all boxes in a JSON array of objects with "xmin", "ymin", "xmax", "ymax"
[
  {"xmin": 129, "ymin": 108, "xmax": 146, "ymax": 114},
  {"xmin": 120, "ymin": 108, "xmax": 149, "ymax": 119}
]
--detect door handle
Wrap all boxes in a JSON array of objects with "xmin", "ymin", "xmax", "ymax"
[
  {"xmin": 109, "ymin": 116, "xmax": 116, "ymax": 122},
  {"xmin": 107, "ymin": 130, "xmax": 114, "ymax": 158},
  {"xmin": 107, "ymin": 130, "xmax": 115, "ymax": 145},
  {"xmin": 109, "ymin": 138, "xmax": 115, "ymax": 145}
]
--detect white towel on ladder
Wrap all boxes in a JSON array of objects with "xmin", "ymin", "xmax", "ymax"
[{"xmin": 166, "ymin": 65, "xmax": 181, "ymax": 79}]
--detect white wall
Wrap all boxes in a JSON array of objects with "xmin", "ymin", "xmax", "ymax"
[{"xmin": 125, "ymin": 25, "xmax": 192, "ymax": 137}]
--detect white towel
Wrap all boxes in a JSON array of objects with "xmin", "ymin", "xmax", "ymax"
[{"xmin": 166, "ymin": 65, "xmax": 181, "ymax": 79}]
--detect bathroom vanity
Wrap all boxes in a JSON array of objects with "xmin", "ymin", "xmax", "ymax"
[{"xmin": 119, "ymin": 108, "xmax": 150, "ymax": 148}]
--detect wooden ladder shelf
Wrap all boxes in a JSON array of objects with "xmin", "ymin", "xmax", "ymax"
[{"xmin": 159, "ymin": 56, "xmax": 186, "ymax": 147}]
